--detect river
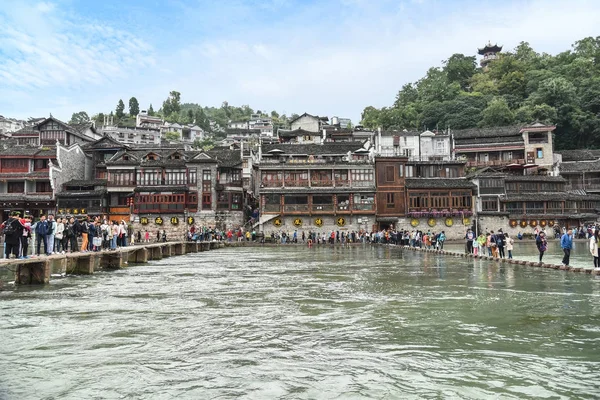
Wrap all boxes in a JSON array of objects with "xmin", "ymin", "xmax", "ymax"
[{"xmin": 1, "ymin": 243, "xmax": 599, "ymax": 399}]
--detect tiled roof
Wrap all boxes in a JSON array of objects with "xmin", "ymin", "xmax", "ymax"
[
  {"xmin": 262, "ymin": 142, "xmax": 368, "ymax": 156},
  {"xmin": 504, "ymin": 175, "xmax": 566, "ymax": 182},
  {"xmin": 206, "ymin": 147, "xmax": 242, "ymax": 168},
  {"xmin": 502, "ymin": 192, "xmax": 600, "ymax": 201},
  {"xmin": 0, "ymin": 146, "xmax": 42, "ymax": 156},
  {"xmin": 557, "ymin": 149, "xmax": 600, "ymax": 162},
  {"xmin": 559, "ymin": 160, "xmax": 600, "ymax": 173},
  {"xmin": 279, "ymin": 128, "xmax": 321, "ymax": 138},
  {"xmin": 452, "ymin": 125, "xmax": 522, "ymax": 139},
  {"xmin": 0, "ymin": 171, "xmax": 50, "ymax": 178},
  {"xmin": 55, "ymin": 189, "xmax": 107, "ymax": 197},
  {"xmin": 405, "ymin": 178, "xmax": 476, "ymax": 189},
  {"xmin": 63, "ymin": 179, "xmax": 107, "ymax": 187}
]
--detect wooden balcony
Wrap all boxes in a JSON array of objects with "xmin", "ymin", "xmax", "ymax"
[
  {"xmin": 285, "ymin": 179, "xmax": 309, "ymax": 187},
  {"xmin": 310, "ymin": 179, "xmax": 333, "ymax": 187},
  {"xmin": 466, "ymin": 159, "xmax": 526, "ymax": 168},
  {"xmin": 109, "ymin": 206, "xmax": 130, "ymax": 214}
]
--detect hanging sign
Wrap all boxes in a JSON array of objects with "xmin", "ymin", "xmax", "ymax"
[
  {"xmin": 171, "ymin": 217, "xmax": 179, "ymax": 225},
  {"xmin": 155, "ymin": 217, "xmax": 164, "ymax": 225},
  {"xmin": 187, "ymin": 216, "xmax": 195, "ymax": 225},
  {"xmin": 314, "ymin": 218, "xmax": 323, "ymax": 227},
  {"xmin": 273, "ymin": 218, "xmax": 282, "ymax": 227},
  {"xmin": 140, "ymin": 217, "xmax": 149, "ymax": 225},
  {"xmin": 336, "ymin": 217, "xmax": 346, "ymax": 227}
]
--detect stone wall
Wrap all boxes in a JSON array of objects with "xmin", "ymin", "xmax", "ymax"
[
  {"xmin": 51, "ymin": 143, "xmax": 90, "ymax": 191},
  {"xmin": 261, "ymin": 214, "xmax": 375, "ymax": 237},
  {"xmin": 395, "ymin": 216, "xmax": 473, "ymax": 240}
]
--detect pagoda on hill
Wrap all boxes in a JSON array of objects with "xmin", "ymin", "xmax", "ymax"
[{"xmin": 478, "ymin": 42, "xmax": 502, "ymax": 68}]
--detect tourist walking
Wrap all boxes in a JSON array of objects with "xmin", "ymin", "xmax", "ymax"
[
  {"xmin": 561, "ymin": 229, "xmax": 573, "ymax": 266},
  {"xmin": 465, "ymin": 229, "xmax": 474, "ymax": 254},
  {"xmin": 496, "ymin": 229, "xmax": 506, "ymax": 259},
  {"xmin": 536, "ymin": 231, "xmax": 547, "ymax": 263},
  {"xmin": 505, "ymin": 233, "xmax": 514, "ymax": 259},
  {"xmin": 21, "ymin": 215, "xmax": 32, "ymax": 258},
  {"xmin": 477, "ymin": 233, "xmax": 486, "ymax": 255},
  {"xmin": 590, "ymin": 229, "xmax": 599, "ymax": 269}
]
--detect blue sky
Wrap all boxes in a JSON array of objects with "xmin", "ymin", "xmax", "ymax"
[{"xmin": 1, "ymin": 0, "xmax": 599, "ymax": 124}]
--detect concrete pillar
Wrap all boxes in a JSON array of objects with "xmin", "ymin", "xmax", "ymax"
[
  {"xmin": 173, "ymin": 243, "xmax": 184, "ymax": 255},
  {"xmin": 128, "ymin": 248, "xmax": 148, "ymax": 263},
  {"xmin": 69, "ymin": 254, "xmax": 95, "ymax": 275},
  {"xmin": 15, "ymin": 261, "xmax": 50, "ymax": 285},
  {"xmin": 150, "ymin": 247, "xmax": 163, "ymax": 260},
  {"xmin": 101, "ymin": 252, "xmax": 124, "ymax": 269},
  {"xmin": 162, "ymin": 244, "xmax": 172, "ymax": 257},
  {"xmin": 201, "ymin": 242, "xmax": 210, "ymax": 251}
]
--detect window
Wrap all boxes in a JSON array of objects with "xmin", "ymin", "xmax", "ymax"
[
  {"xmin": 398, "ymin": 164, "xmax": 404, "ymax": 177},
  {"xmin": 203, "ymin": 170, "xmax": 211, "ymax": 181},
  {"xmin": 386, "ymin": 192, "xmax": 395, "ymax": 208},
  {"xmin": 34, "ymin": 159, "xmax": 50, "ymax": 170},
  {"xmin": 385, "ymin": 166, "xmax": 395, "ymax": 182},
  {"xmin": 1, "ymin": 159, "xmax": 28, "ymax": 171},
  {"xmin": 405, "ymin": 165, "xmax": 414, "ymax": 177},
  {"xmin": 110, "ymin": 170, "xmax": 136, "ymax": 186},
  {"xmin": 409, "ymin": 192, "xmax": 429, "ymax": 209},
  {"xmin": 136, "ymin": 169, "xmax": 161, "ymax": 185},
  {"xmin": 536, "ymin": 148, "xmax": 543, "ymax": 159},
  {"xmin": 353, "ymin": 194, "xmax": 374, "ymax": 210},
  {"xmin": 231, "ymin": 193, "xmax": 242, "ymax": 209},
  {"xmin": 351, "ymin": 169, "xmax": 374, "ymax": 182},
  {"xmin": 337, "ymin": 194, "xmax": 350, "ymax": 210},
  {"xmin": 165, "ymin": 169, "xmax": 186, "ymax": 185},
  {"xmin": 35, "ymin": 181, "xmax": 52, "ymax": 193},
  {"xmin": 481, "ymin": 197, "xmax": 498, "ymax": 211},
  {"xmin": 7, "ymin": 182, "xmax": 24, "ymax": 193},
  {"xmin": 431, "ymin": 192, "xmax": 449, "ymax": 208},
  {"xmin": 231, "ymin": 169, "xmax": 241, "ymax": 182},
  {"xmin": 189, "ymin": 169, "xmax": 197, "ymax": 184},
  {"xmin": 202, "ymin": 194, "xmax": 211, "ymax": 209}
]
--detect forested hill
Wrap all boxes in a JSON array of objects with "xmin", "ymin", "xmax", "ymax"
[{"xmin": 360, "ymin": 37, "xmax": 600, "ymax": 151}]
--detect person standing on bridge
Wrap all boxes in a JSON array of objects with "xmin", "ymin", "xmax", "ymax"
[
  {"xmin": 589, "ymin": 229, "xmax": 599, "ymax": 269},
  {"xmin": 536, "ymin": 231, "xmax": 547, "ymax": 263},
  {"xmin": 3, "ymin": 211, "xmax": 24, "ymax": 259},
  {"xmin": 35, "ymin": 215, "xmax": 49, "ymax": 256},
  {"xmin": 561, "ymin": 229, "xmax": 573, "ymax": 267}
]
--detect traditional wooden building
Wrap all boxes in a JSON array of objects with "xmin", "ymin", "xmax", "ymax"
[
  {"xmin": 453, "ymin": 123, "xmax": 556, "ymax": 173},
  {"xmin": 478, "ymin": 42, "xmax": 502, "ymax": 68},
  {"xmin": 558, "ymin": 150, "xmax": 600, "ymax": 194},
  {"xmin": 254, "ymin": 141, "xmax": 376, "ymax": 233},
  {"xmin": 10, "ymin": 116, "xmax": 96, "ymax": 147}
]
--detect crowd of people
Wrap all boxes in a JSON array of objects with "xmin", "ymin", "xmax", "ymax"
[{"xmin": 1, "ymin": 212, "xmax": 133, "ymax": 259}]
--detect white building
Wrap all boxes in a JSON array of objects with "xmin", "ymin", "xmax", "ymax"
[
  {"xmin": 100, "ymin": 126, "xmax": 161, "ymax": 145},
  {"xmin": 0, "ymin": 116, "xmax": 26, "ymax": 135},
  {"xmin": 375, "ymin": 129, "xmax": 452, "ymax": 161},
  {"xmin": 136, "ymin": 111, "xmax": 162, "ymax": 129}
]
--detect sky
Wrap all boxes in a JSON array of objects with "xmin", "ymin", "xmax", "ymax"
[{"xmin": 0, "ymin": 0, "xmax": 599, "ymax": 124}]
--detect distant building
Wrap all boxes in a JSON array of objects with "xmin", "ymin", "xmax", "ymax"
[
  {"xmin": 0, "ymin": 116, "xmax": 25, "ymax": 134},
  {"xmin": 136, "ymin": 111, "xmax": 162, "ymax": 129},
  {"xmin": 478, "ymin": 42, "xmax": 502, "ymax": 68},
  {"xmin": 374, "ymin": 129, "xmax": 452, "ymax": 161},
  {"xmin": 290, "ymin": 113, "xmax": 329, "ymax": 132},
  {"xmin": 9, "ymin": 116, "xmax": 96, "ymax": 147},
  {"xmin": 100, "ymin": 126, "xmax": 161, "ymax": 146}
]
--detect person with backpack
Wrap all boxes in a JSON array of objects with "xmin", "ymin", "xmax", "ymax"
[
  {"xmin": 35, "ymin": 215, "xmax": 49, "ymax": 256},
  {"xmin": 3, "ymin": 211, "xmax": 24, "ymax": 259},
  {"xmin": 496, "ymin": 229, "xmax": 506, "ymax": 259},
  {"xmin": 536, "ymin": 231, "xmax": 548, "ymax": 263}
]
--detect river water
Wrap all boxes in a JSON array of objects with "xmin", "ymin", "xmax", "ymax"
[{"xmin": 1, "ymin": 243, "xmax": 599, "ymax": 399}]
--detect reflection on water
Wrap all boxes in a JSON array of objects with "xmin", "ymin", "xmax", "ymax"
[{"xmin": 1, "ymin": 245, "xmax": 599, "ymax": 399}]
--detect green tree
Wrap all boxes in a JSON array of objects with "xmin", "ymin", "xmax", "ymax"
[
  {"xmin": 116, "ymin": 99, "xmax": 125, "ymax": 119},
  {"xmin": 128, "ymin": 97, "xmax": 140, "ymax": 117},
  {"xmin": 93, "ymin": 112, "xmax": 106, "ymax": 127},
  {"xmin": 443, "ymin": 54, "xmax": 477, "ymax": 90},
  {"xmin": 271, "ymin": 110, "xmax": 279, "ymax": 118},
  {"xmin": 480, "ymin": 98, "xmax": 514, "ymax": 127},
  {"xmin": 164, "ymin": 131, "xmax": 180, "ymax": 141},
  {"xmin": 69, "ymin": 111, "xmax": 90, "ymax": 125},
  {"xmin": 148, "ymin": 104, "xmax": 155, "ymax": 116}
]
